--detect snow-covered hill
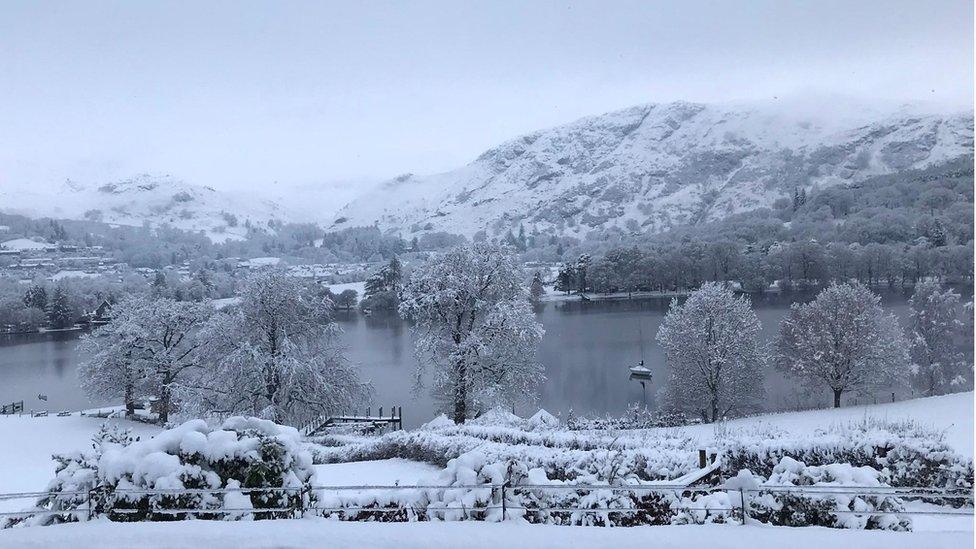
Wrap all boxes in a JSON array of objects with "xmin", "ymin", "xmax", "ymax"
[
  {"xmin": 332, "ymin": 101, "xmax": 974, "ymax": 238},
  {"xmin": 0, "ymin": 174, "xmax": 290, "ymax": 242}
]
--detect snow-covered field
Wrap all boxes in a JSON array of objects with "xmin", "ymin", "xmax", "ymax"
[
  {"xmin": 313, "ymin": 459, "xmax": 440, "ymax": 486},
  {"xmin": 0, "ymin": 519, "xmax": 969, "ymax": 549}
]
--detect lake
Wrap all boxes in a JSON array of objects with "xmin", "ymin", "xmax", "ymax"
[{"xmin": 0, "ymin": 290, "xmax": 941, "ymax": 427}]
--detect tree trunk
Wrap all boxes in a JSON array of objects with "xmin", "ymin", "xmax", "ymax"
[
  {"xmin": 158, "ymin": 386, "xmax": 169, "ymax": 423},
  {"xmin": 833, "ymin": 388, "xmax": 843, "ymax": 408},
  {"xmin": 453, "ymin": 361, "xmax": 467, "ymax": 424},
  {"xmin": 124, "ymin": 379, "xmax": 135, "ymax": 418}
]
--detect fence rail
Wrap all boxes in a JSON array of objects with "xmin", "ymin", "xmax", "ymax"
[{"xmin": 2, "ymin": 483, "xmax": 972, "ymax": 524}]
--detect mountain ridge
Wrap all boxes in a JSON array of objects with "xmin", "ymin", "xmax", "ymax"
[{"xmin": 331, "ymin": 100, "xmax": 974, "ymax": 238}]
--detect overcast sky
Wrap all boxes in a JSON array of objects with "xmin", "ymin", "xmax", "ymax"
[{"xmin": 1, "ymin": 0, "xmax": 972, "ymax": 197}]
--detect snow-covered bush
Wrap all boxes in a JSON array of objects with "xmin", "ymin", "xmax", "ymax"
[
  {"xmin": 566, "ymin": 404, "xmax": 699, "ymax": 430},
  {"xmin": 527, "ymin": 409, "xmax": 559, "ymax": 430},
  {"xmin": 729, "ymin": 457, "xmax": 911, "ymax": 531},
  {"xmin": 5, "ymin": 418, "xmax": 314, "ymax": 527}
]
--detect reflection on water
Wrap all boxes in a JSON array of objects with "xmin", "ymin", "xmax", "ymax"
[{"xmin": 0, "ymin": 290, "xmax": 941, "ymax": 426}]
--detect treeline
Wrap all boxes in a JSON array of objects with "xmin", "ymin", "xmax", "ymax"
[
  {"xmin": 0, "ymin": 263, "xmax": 240, "ymax": 332},
  {"xmin": 0, "ymin": 211, "xmax": 469, "ymax": 269},
  {"xmin": 555, "ymin": 240, "xmax": 972, "ymax": 294},
  {"xmin": 554, "ymin": 158, "xmax": 974, "ymax": 293},
  {"xmin": 0, "ymin": 275, "xmax": 148, "ymax": 332}
]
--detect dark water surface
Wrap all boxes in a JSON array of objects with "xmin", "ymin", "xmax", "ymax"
[{"xmin": 0, "ymin": 290, "xmax": 939, "ymax": 426}]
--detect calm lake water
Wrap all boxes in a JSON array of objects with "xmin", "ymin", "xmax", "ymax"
[{"xmin": 0, "ymin": 290, "xmax": 946, "ymax": 427}]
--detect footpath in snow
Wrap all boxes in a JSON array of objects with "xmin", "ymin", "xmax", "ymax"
[{"xmin": 0, "ymin": 519, "xmax": 970, "ymax": 549}]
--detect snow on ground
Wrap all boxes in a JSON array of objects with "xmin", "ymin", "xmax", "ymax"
[
  {"xmin": 541, "ymin": 286, "xmax": 691, "ymax": 302},
  {"xmin": 212, "ymin": 296, "xmax": 242, "ymax": 310},
  {"xmin": 0, "ymin": 519, "xmax": 970, "ymax": 549},
  {"xmin": 313, "ymin": 459, "xmax": 440, "ymax": 487},
  {"xmin": 0, "ymin": 415, "xmax": 160, "ymax": 495},
  {"xmin": 328, "ymin": 281, "xmax": 366, "ymax": 302},
  {"xmin": 667, "ymin": 392, "xmax": 974, "ymax": 457},
  {"xmin": 48, "ymin": 270, "xmax": 98, "ymax": 281},
  {"xmin": 0, "ymin": 238, "xmax": 55, "ymax": 251},
  {"xmin": 906, "ymin": 501, "xmax": 975, "ymax": 532},
  {"xmin": 241, "ymin": 257, "xmax": 282, "ymax": 268}
]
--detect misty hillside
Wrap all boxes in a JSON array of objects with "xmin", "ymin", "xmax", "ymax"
[
  {"xmin": 331, "ymin": 101, "xmax": 974, "ymax": 238},
  {"xmin": 0, "ymin": 174, "xmax": 289, "ymax": 243}
]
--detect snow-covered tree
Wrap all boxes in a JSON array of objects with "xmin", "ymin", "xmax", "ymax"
[
  {"xmin": 78, "ymin": 295, "xmax": 212, "ymax": 421},
  {"xmin": 775, "ymin": 282, "xmax": 909, "ymax": 408},
  {"xmin": 554, "ymin": 263, "xmax": 576, "ymax": 294},
  {"xmin": 656, "ymin": 282, "xmax": 765, "ymax": 423},
  {"xmin": 335, "ymin": 289, "xmax": 358, "ymax": 310},
  {"xmin": 23, "ymin": 283, "xmax": 47, "ymax": 310},
  {"xmin": 361, "ymin": 255, "xmax": 403, "ymax": 312},
  {"xmin": 47, "ymin": 286, "xmax": 75, "ymax": 329},
  {"xmin": 529, "ymin": 272, "xmax": 546, "ymax": 304},
  {"xmin": 190, "ymin": 270, "xmax": 369, "ymax": 427},
  {"xmin": 78, "ymin": 334, "xmax": 145, "ymax": 417},
  {"xmin": 576, "ymin": 254, "xmax": 591, "ymax": 293},
  {"xmin": 908, "ymin": 280, "xmax": 966, "ymax": 395},
  {"xmin": 400, "ymin": 243, "xmax": 545, "ymax": 423}
]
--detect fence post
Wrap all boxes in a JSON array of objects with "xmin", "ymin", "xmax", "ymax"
[
  {"xmin": 86, "ymin": 488, "xmax": 95, "ymax": 521},
  {"xmin": 740, "ymin": 489, "xmax": 748, "ymax": 525},
  {"xmin": 501, "ymin": 480, "xmax": 509, "ymax": 521}
]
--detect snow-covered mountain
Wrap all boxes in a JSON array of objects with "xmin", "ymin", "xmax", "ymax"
[
  {"xmin": 331, "ymin": 101, "xmax": 974, "ymax": 238},
  {"xmin": 0, "ymin": 174, "xmax": 289, "ymax": 242}
]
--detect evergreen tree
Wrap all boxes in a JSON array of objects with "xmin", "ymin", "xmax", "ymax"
[
  {"xmin": 575, "ymin": 254, "xmax": 591, "ymax": 293},
  {"xmin": 361, "ymin": 256, "xmax": 405, "ymax": 311},
  {"xmin": 554, "ymin": 264, "xmax": 576, "ymax": 294},
  {"xmin": 23, "ymin": 284, "xmax": 47, "ymax": 310},
  {"xmin": 151, "ymin": 271, "xmax": 168, "ymax": 297},
  {"xmin": 47, "ymin": 286, "xmax": 75, "ymax": 329},
  {"xmin": 529, "ymin": 272, "xmax": 546, "ymax": 304}
]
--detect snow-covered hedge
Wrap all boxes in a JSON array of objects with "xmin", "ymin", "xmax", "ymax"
[
  {"xmin": 566, "ymin": 405, "xmax": 699, "ymax": 431},
  {"xmin": 726, "ymin": 457, "xmax": 911, "ymax": 530},
  {"xmin": 310, "ymin": 452, "xmax": 909, "ymax": 529},
  {"xmin": 311, "ymin": 450, "xmax": 729, "ymax": 526},
  {"xmin": 721, "ymin": 420, "xmax": 973, "ymax": 493},
  {"xmin": 310, "ymin": 425, "xmax": 700, "ymax": 482},
  {"xmin": 5, "ymin": 418, "xmax": 314, "ymax": 527}
]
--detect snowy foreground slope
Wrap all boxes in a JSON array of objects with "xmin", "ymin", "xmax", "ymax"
[
  {"xmin": 670, "ymin": 391, "xmax": 974, "ymax": 458},
  {"xmin": 0, "ymin": 520, "xmax": 969, "ymax": 549},
  {"xmin": 0, "ymin": 394, "xmax": 971, "ymax": 548},
  {"xmin": 333, "ymin": 100, "xmax": 973, "ymax": 238},
  {"xmin": 0, "ymin": 392, "xmax": 970, "ymax": 497},
  {"xmin": 0, "ymin": 415, "xmax": 160, "ymax": 495}
]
